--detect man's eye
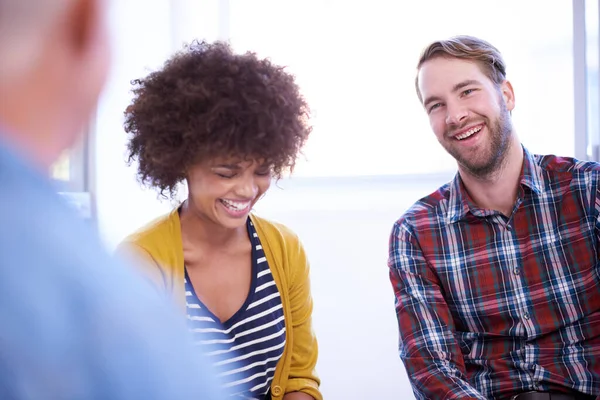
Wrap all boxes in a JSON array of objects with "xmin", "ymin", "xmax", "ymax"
[{"xmin": 429, "ymin": 103, "xmax": 441, "ymax": 112}]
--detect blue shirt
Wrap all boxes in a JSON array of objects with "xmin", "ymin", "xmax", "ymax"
[{"xmin": 0, "ymin": 137, "xmax": 223, "ymax": 399}]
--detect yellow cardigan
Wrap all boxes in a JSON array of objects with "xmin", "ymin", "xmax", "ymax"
[{"xmin": 118, "ymin": 208, "xmax": 322, "ymax": 400}]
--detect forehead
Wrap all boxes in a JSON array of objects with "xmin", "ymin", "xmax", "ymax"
[
  {"xmin": 208, "ymin": 156, "xmax": 266, "ymax": 168},
  {"xmin": 418, "ymin": 57, "xmax": 490, "ymax": 99}
]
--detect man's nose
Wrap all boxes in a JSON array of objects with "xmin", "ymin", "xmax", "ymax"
[{"xmin": 445, "ymin": 102, "xmax": 469, "ymax": 126}]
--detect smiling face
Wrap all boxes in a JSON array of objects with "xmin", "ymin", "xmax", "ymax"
[
  {"xmin": 418, "ymin": 56, "xmax": 516, "ymax": 178},
  {"xmin": 185, "ymin": 157, "xmax": 272, "ymax": 230}
]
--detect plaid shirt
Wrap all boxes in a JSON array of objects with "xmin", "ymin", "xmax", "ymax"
[{"xmin": 388, "ymin": 147, "xmax": 600, "ymax": 399}]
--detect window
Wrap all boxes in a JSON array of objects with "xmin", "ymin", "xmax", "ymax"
[
  {"xmin": 585, "ymin": 0, "xmax": 599, "ymax": 160},
  {"xmin": 51, "ymin": 150, "xmax": 71, "ymax": 182},
  {"xmin": 51, "ymin": 125, "xmax": 92, "ymax": 219},
  {"xmin": 50, "ymin": 124, "xmax": 89, "ymax": 192}
]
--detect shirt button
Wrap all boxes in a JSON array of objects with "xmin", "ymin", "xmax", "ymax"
[
  {"xmin": 523, "ymin": 312, "xmax": 530, "ymax": 320},
  {"xmin": 513, "ymin": 268, "xmax": 520, "ymax": 275},
  {"xmin": 272, "ymin": 385, "xmax": 283, "ymax": 397}
]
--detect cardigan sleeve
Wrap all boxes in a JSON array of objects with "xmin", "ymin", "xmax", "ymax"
[{"xmin": 284, "ymin": 234, "xmax": 322, "ymax": 400}]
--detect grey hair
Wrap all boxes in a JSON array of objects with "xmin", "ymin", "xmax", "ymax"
[{"xmin": 0, "ymin": 0, "xmax": 71, "ymax": 79}]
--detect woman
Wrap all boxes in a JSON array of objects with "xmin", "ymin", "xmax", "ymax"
[{"xmin": 119, "ymin": 40, "xmax": 321, "ymax": 400}]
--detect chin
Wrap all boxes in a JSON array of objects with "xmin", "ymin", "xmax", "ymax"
[{"xmin": 215, "ymin": 214, "xmax": 249, "ymax": 230}]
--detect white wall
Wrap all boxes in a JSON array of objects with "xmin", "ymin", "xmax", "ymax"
[
  {"xmin": 90, "ymin": 1, "xmax": 576, "ymax": 398},
  {"xmin": 93, "ymin": 1, "xmax": 225, "ymax": 249},
  {"xmin": 94, "ymin": 1, "xmax": 187, "ymax": 248},
  {"xmin": 91, "ymin": 3, "xmax": 428, "ymax": 393},
  {"xmin": 253, "ymin": 176, "xmax": 454, "ymax": 399}
]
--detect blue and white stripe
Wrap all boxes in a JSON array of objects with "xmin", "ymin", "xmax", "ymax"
[{"xmin": 185, "ymin": 220, "xmax": 286, "ymax": 399}]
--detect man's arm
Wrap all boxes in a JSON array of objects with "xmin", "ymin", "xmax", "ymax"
[{"xmin": 388, "ymin": 220, "xmax": 486, "ymax": 400}]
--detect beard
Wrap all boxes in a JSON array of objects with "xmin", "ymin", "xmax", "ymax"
[{"xmin": 443, "ymin": 100, "xmax": 513, "ymax": 180}]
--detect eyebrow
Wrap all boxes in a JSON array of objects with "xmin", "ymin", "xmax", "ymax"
[
  {"xmin": 423, "ymin": 79, "xmax": 483, "ymax": 107},
  {"xmin": 452, "ymin": 79, "xmax": 481, "ymax": 93}
]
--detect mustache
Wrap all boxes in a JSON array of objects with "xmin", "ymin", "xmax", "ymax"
[{"xmin": 445, "ymin": 120, "xmax": 485, "ymax": 137}]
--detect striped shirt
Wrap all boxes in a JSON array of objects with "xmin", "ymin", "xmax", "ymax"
[
  {"xmin": 185, "ymin": 220, "xmax": 286, "ymax": 399},
  {"xmin": 388, "ymin": 147, "xmax": 600, "ymax": 399}
]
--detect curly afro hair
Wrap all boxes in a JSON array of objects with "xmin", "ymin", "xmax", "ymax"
[{"xmin": 124, "ymin": 39, "xmax": 312, "ymax": 198}]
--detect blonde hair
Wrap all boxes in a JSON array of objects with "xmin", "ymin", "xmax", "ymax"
[{"xmin": 415, "ymin": 35, "xmax": 507, "ymax": 102}]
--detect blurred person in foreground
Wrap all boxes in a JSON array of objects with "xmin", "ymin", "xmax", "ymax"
[
  {"xmin": 118, "ymin": 40, "xmax": 322, "ymax": 400},
  {"xmin": 0, "ymin": 0, "xmax": 222, "ymax": 398},
  {"xmin": 388, "ymin": 35, "xmax": 600, "ymax": 400}
]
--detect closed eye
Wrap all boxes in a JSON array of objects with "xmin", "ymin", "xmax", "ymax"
[
  {"xmin": 215, "ymin": 172, "xmax": 236, "ymax": 179},
  {"xmin": 212, "ymin": 168, "xmax": 238, "ymax": 178},
  {"xmin": 255, "ymin": 164, "xmax": 273, "ymax": 176}
]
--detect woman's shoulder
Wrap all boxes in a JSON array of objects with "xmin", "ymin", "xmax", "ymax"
[
  {"xmin": 250, "ymin": 214, "xmax": 308, "ymax": 275},
  {"xmin": 250, "ymin": 213, "xmax": 301, "ymax": 246},
  {"xmin": 120, "ymin": 208, "xmax": 181, "ymax": 253}
]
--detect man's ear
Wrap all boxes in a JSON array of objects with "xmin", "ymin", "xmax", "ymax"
[
  {"xmin": 65, "ymin": 0, "xmax": 99, "ymax": 54},
  {"xmin": 501, "ymin": 80, "xmax": 515, "ymax": 112}
]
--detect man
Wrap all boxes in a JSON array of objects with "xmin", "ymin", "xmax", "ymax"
[
  {"xmin": 0, "ymin": 0, "xmax": 221, "ymax": 398},
  {"xmin": 388, "ymin": 35, "xmax": 600, "ymax": 400}
]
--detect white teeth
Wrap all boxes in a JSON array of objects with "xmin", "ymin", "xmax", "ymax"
[
  {"xmin": 220, "ymin": 199, "xmax": 250, "ymax": 211},
  {"xmin": 455, "ymin": 126, "xmax": 482, "ymax": 140}
]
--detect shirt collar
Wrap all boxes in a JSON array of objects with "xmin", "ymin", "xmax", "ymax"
[
  {"xmin": 519, "ymin": 146, "xmax": 544, "ymax": 195},
  {"xmin": 446, "ymin": 145, "xmax": 543, "ymax": 223}
]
